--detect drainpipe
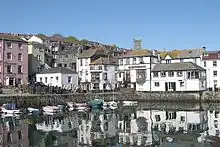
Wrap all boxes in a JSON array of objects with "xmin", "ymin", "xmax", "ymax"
[{"xmin": 2, "ymin": 38, "xmax": 4, "ymax": 86}]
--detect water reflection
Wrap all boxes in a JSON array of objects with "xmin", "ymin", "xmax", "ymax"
[{"xmin": 1, "ymin": 102, "xmax": 220, "ymax": 146}]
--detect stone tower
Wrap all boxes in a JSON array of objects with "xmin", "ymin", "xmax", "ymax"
[{"xmin": 133, "ymin": 39, "xmax": 142, "ymax": 50}]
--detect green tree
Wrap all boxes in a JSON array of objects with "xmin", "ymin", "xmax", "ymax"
[
  {"xmin": 66, "ymin": 36, "xmax": 79, "ymax": 43},
  {"xmin": 80, "ymin": 39, "xmax": 89, "ymax": 45},
  {"xmin": 37, "ymin": 33, "xmax": 47, "ymax": 38}
]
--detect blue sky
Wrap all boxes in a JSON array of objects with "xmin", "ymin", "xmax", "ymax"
[{"xmin": 0, "ymin": 0, "xmax": 219, "ymax": 50}]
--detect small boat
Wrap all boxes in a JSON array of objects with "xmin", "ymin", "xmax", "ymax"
[
  {"xmin": 27, "ymin": 108, "xmax": 41, "ymax": 115},
  {"xmin": 122, "ymin": 101, "xmax": 138, "ymax": 107},
  {"xmin": 103, "ymin": 101, "xmax": 117, "ymax": 110},
  {"xmin": 74, "ymin": 103, "xmax": 90, "ymax": 111},
  {"xmin": 42, "ymin": 105, "xmax": 62, "ymax": 113},
  {"xmin": 0, "ymin": 104, "xmax": 21, "ymax": 114},
  {"xmin": 89, "ymin": 99, "xmax": 104, "ymax": 109},
  {"xmin": 67, "ymin": 102, "xmax": 74, "ymax": 111}
]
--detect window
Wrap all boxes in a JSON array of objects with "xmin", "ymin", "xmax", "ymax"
[
  {"xmin": 154, "ymin": 82, "xmax": 159, "ymax": 87},
  {"xmin": 80, "ymin": 59, "xmax": 83, "ymax": 66},
  {"xmin": 56, "ymin": 76, "xmax": 58, "ymax": 82},
  {"xmin": 58, "ymin": 63, "xmax": 62, "ymax": 67},
  {"xmin": 214, "ymin": 80, "xmax": 217, "ymax": 86},
  {"xmin": 18, "ymin": 65, "xmax": 22, "ymax": 73},
  {"xmin": 180, "ymin": 81, "xmax": 184, "ymax": 87},
  {"xmin": 161, "ymin": 71, "xmax": 166, "ymax": 77},
  {"xmin": 204, "ymin": 61, "xmax": 206, "ymax": 67},
  {"xmin": 166, "ymin": 60, "xmax": 171, "ymax": 64},
  {"xmin": 155, "ymin": 115, "xmax": 161, "ymax": 122},
  {"xmin": 133, "ymin": 58, "xmax": 136, "ymax": 64},
  {"xmin": 137, "ymin": 69, "xmax": 146, "ymax": 79},
  {"xmin": 213, "ymin": 61, "xmax": 217, "ymax": 67},
  {"xmin": 126, "ymin": 58, "xmax": 130, "ymax": 65},
  {"xmin": 40, "ymin": 77, "xmax": 42, "ymax": 82},
  {"xmin": 103, "ymin": 83, "xmax": 107, "ymax": 90},
  {"xmin": 119, "ymin": 59, "xmax": 123, "ymax": 65},
  {"xmin": 193, "ymin": 58, "xmax": 197, "ymax": 63},
  {"xmin": 153, "ymin": 72, "xmax": 159, "ymax": 77},
  {"xmin": 85, "ymin": 59, "xmax": 88, "ymax": 66},
  {"xmin": 180, "ymin": 116, "xmax": 185, "ymax": 122},
  {"xmin": 65, "ymin": 55, "xmax": 68, "ymax": 58},
  {"xmin": 201, "ymin": 81, "xmax": 205, "ymax": 88},
  {"xmin": 187, "ymin": 71, "xmax": 199, "ymax": 79},
  {"xmin": 177, "ymin": 71, "xmax": 183, "ymax": 77},
  {"xmin": 18, "ymin": 53, "xmax": 22, "ymax": 61},
  {"xmin": 64, "ymin": 64, "xmax": 67, "ymax": 67},
  {"xmin": 213, "ymin": 71, "xmax": 217, "ymax": 76},
  {"xmin": 139, "ymin": 57, "xmax": 144, "ymax": 63},
  {"xmin": 103, "ymin": 73, "xmax": 107, "ymax": 80},
  {"xmin": 7, "ymin": 65, "xmax": 12, "ymax": 73},
  {"xmin": 180, "ymin": 59, "xmax": 183, "ymax": 62},
  {"xmin": 18, "ymin": 43, "xmax": 22, "ymax": 49},
  {"xmin": 7, "ymin": 42, "xmax": 12, "ymax": 48},
  {"xmin": 68, "ymin": 77, "xmax": 71, "ymax": 83},
  {"xmin": 93, "ymin": 83, "xmax": 99, "ymax": 89},
  {"xmin": 45, "ymin": 77, "xmax": 47, "ymax": 83},
  {"xmin": 37, "ymin": 55, "xmax": 41, "ymax": 60},
  {"xmin": 119, "ymin": 73, "xmax": 122, "ymax": 78},
  {"xmin": 7, "ymin": 53, "xmax": 12, "ymax": 60},
  {"xmin": 168, "ymin": 71, "xmax": 174, "ymax": 77}
]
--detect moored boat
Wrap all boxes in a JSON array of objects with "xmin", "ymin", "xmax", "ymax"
[
  {"xmin": 89, "ymin": 99, "xmax": 104, "ymax": 109},
  {"xmin": 0, "ymin": 103, "xmax": 21, "ymax": 114},
  {"xmin": 74, "ymin": 103, "xmax": 90, "ymax": 111},
  {"xmin": 122, "ymin": 101, "xmax": 138, "ymax": 107},
  {"xmin": 42, "ymin": 105, "xmax": 62, "ymax": 113},
  {"xmin": 27, "ymin": 107, "xmax": 41, "ymax": 115}
]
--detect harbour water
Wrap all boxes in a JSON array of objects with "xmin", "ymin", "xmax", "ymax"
[{"xmin": 1, "ymin": 102, "xmax": 220, "ymax": 147}]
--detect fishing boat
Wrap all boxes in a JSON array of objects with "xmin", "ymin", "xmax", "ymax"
[
  {"xmin": 0, "ymin": 104, "xmax": 21, "ymax": 114},
  {"xmin": 42, "ymin": 105, "xmax": 63, "ymax": 113},
  {"xmin": 74, "ymin": 103, "xmax": 90, "ymax": 111},
  {"xmin": 89, "ymin": 99, "xmax": 104, "ymax": 109},
  {"xmin": 27, "ymin": 107, "xmax": 41, "ymax": 115},
  {"xmin": 103, "ymin": 101, "xmax": 117, "ymax": 110},
  {"xmin": 67, "ymin": 102, "xmax": 74, "ymax": 111},
  {"xmin": 122, "ymin": 101, "xmax": 138, "ymax": 107}
]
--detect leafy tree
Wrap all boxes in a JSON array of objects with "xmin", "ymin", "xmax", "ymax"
[
  {"xmin": 37, "ymin": 33, "xmax": 47, "ymax": 38},
  {"xmin": 80, "ymin": 39, "xmax": 89, "ymax": 45},
  {"xmin": 66, "ymin": 36, "xmax": 79, "ymax": 43}
]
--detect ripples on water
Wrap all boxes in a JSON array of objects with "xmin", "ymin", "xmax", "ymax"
[{"xmin": 0, "ymin": 102, "xmax": 220, "ymax": 147}]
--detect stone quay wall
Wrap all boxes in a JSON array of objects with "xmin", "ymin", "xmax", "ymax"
[
  {"xmin": 0, "ymin": 92, "xmax": 206, "ymax": 108},
  {"xmin": 0, "ymin": 91, "xmax": 219, "ymax": 108}
]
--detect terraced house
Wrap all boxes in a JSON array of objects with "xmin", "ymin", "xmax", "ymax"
[{"xmin": 0, "ymin": 34, "xmax": 28, "ymax": 86}]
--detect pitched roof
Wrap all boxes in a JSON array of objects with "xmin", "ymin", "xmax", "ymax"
[
  {"xmin": 120, "ymin": 49, "xmax": 152, "ymax": 58},
  {"xmin": 160, "ymin": 48, "xmax": 205, "ymax": 59},
  {"xmin": 90, "ymin": 57, "xmax": 117, "ymax": 65},
  {"xmin": 39, "ymin": 67, "xmax": 77, "ymax": 74},
  {"xmin": 78, "ymin": 48, "xmax": 106, "ymax": 58},
  {"xmin": 152, "ymin": 62, "xmax": 205, "ymax": 71},
  {"xmin": 0, "ymin": 34, "xmax": 27, "ymax": 42}
]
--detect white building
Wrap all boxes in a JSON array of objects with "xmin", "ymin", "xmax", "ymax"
[
  {"xmin": 202, "ymin": 51, "xmax": 220, "ymax": 90},
  {"xmin": 90, "ymin": 57, "xmax": 118, "ymax": 91},
  {"xmin": 117, "ymin": 49, "xmax": 158, "ymax": 91},
  {"xmin": 77, "ymin": 48, "xmax": 108, "ymax": 91},
  {"xmin": 151, "ymin": 62, "xmax": 207, "ymax": 91},
  {"xmin": 36, "ymin": 67, "xmax": 78, "ymax": 89}
]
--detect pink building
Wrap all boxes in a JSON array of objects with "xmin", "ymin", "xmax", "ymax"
[{"xmin": 0, "ymin": 34, "xmax": 28, "ymax": 85}]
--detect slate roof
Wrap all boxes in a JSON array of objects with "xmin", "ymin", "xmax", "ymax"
[
  {"xmin": 152, "ymin": 62, "xmax": 205, "ymax": 71},
  {"xmin": 160, "ymin": 48, "xmax": 205, "ymax": 59},
  {"xmin": 90, "ymin": 57, "xmax": 117, "ymax": 65},
  {"xmin": 0, "ymin": 34, "xmax": 27, "ymax": 42},
  {"xmin": 39, "ymin": 67, "xmax": 77, "ymax": 74},
  {"xmin": 78, "ymin": 48, "xmax": 106, "ymax": 58},
  {"xmin": 119, "ymin": 49, "xmax": 152, "ymax": 58}
]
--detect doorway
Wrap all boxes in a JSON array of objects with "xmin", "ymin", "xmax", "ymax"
[{"xmin": 165, "ymin": 82, "xmax": 176, "ymax": 91}]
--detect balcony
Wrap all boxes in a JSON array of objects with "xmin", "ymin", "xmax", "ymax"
[{"xmin": 90, "ymin": 65, "xmax": 103, "ymax": 72}]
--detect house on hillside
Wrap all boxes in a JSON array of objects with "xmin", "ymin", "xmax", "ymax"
[
  {"xmin": 202, "ymin": 51, "xmax": 220, "ymax": 90},
  {"xmin": 151, "ymin": 62, "xmax": 206, "ymax": 92},
  {"xmin": 36, "ymin": 67, "xmax": 78, "ymax": 89},
  {"xmin": 77, "ymin": 48, "xmax": 107, "ymax": 91},
  {"xmin": 118, "ymin": 49, "xmax": 158, "ymax": 91},
  {"xmin": 90, "ymin": 57, "xmax": 118, "ymax": 92},
  {"xmin": 0, "ymin": 34, "xmax": 28, "ymax": 85}
]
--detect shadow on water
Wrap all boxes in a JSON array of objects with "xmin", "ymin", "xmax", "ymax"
[{"xmin": 1, "ymin": 101, "xmax": 220, "ymax": 146}]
